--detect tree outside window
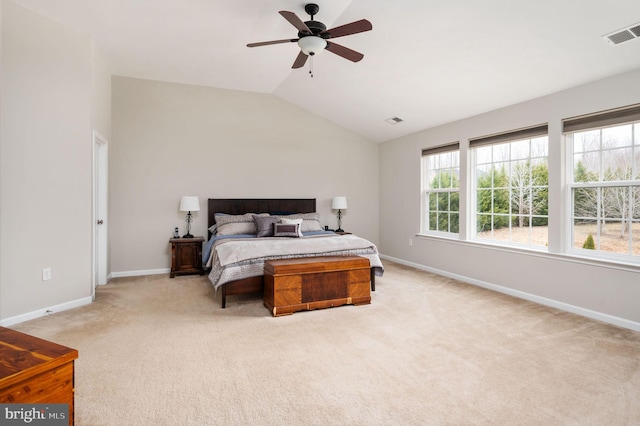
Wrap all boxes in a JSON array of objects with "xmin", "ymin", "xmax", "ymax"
[
  {"xmin": 569, "ymin": 123, "xmax": 640, "ymax": 257},
  {"xmin": 472, "ymin": 135, "xmax": 549, "ymax": 247},
  {"xmin": 422, "ymin": 147, "xmax": 460, "ymax": 234}
]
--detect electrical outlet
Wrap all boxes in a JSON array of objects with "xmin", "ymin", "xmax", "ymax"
[
  {"xmin": 42, "ymin": 267, "xmax": 52, "ymax": 281},
  {"xmin": 409, "ymin": 239, "xmax": 413, "ymax": 246}
]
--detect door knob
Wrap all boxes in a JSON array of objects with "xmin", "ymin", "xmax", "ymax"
[{"xmin": 97, "ymin": 220, "xmax": 104, "ymax": 225}]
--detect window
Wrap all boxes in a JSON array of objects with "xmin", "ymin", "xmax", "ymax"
[
  {"xmin": 565, "ymin": 105, "xmax": 640, "ymax": 259},
  {"xmin": 421, "ymin": 144, "xmax": 460, "ymax": 234},
  {"xmin": 470, "ymin": 125, "xmax": 549, "ymax": 247},
  {"xmin": 417, "ymin": 104, "xmax": 639, "ymax": 267}
]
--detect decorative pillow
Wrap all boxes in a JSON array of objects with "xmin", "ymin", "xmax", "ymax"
[
  {"xmin": 215, "ymin": 213, "xmax": 269, "ymax": 236},
  {"xmin": 280, "ymin": 217, "xmax": 304, "ymax": 237},
  {"xmin": 254, "ymin": 215, "xmax": 280, "ymax": 238},
  {"xmin": 276, "ymin": 212, "xmax": 322, "ymax": 233},
  {"xmin": 273, "ymin": 223, "xmax": 300, "ymax": 238}
]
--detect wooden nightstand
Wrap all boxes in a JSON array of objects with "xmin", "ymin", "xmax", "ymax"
[{"xmin": 169, "ymin": 237, "xmax": 204, "ymax": 278}]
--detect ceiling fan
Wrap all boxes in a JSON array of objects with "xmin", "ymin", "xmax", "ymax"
[{"xmin": 247, "ymin": 3, "xmax": 372, "ymax": 71}]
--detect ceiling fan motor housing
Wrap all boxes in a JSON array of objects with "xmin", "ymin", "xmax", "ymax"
[{"xmin": 298, "ymin": 21, "xmax": 328, "ymax": 38}]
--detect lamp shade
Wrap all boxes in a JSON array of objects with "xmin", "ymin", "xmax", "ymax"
[
  {"xmin": 298, "ymin": 36, "xmax": 327, "ymax": 56},
  {"xmin": 179, "ymin": 196, "xmax": 200, "ymax": 212},
  {"xmin": 331, "ymin": 196, "xmax": 348, "ymax": 210}
]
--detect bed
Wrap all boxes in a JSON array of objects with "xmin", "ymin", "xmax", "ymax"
[{"xmin": 205, "ymin": 198, "xmax": 384, "ymax": 308}]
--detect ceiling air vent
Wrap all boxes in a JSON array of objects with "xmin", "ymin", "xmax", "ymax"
[
  {"xmin": 604, "ymin": 22, "xmax": 640, "ymax": 45},
  {"xmin": 386, "ymin": 117, "xmax": 404, "ymax": 125}
]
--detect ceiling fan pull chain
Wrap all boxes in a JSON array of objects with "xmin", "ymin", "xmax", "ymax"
[{"xmin": 309, "ymin": 55, "xmax": 314, "ymax": 78}]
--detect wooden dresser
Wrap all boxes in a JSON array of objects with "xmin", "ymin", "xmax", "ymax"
[
  {"xmin": 0, "ymin": 327, "xmax": 78, "ymax": 425},
  {"xmin": 264, "ymin": 256, "xmax": 371, "ymax": 316}
]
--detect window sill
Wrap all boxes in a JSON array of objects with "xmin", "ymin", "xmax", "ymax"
[{"xmin": 415, "ymin": 232, "xmax": 640, "ymax": 273}]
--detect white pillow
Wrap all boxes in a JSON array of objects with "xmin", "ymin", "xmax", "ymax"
[
  {"xmin": 280, "ymin": 218, "xmax": 303, "ymax": 237},
  {"xmin": 275, "ymin": 212, "xmax": 322, "ymax": 232}
]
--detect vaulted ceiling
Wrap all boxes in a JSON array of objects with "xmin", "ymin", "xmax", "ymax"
[{"xmin": 10, "ymin": 0, "xmax": 640, "ymax": 142}]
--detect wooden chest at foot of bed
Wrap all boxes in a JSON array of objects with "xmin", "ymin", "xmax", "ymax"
[
  {"xmin": 263, "ymin": 256, "xmax": 371, "ymax": 316},
  {"xmin": 0, "ymin": 327, "xmax": 78, "ymax": 426}
]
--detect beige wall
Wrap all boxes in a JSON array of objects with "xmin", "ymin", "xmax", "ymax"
[
  {"xmin": 110, "ymin": 77, "xmax": 379, "ymax": 274},
  {"xmin": 0, "ymin": 0, "xmax": 96, "ymax": 321},
  {"xmin": 379, "ymin": 68, "xmax": 640, "ymax": 328},
  {"xmin": 92, "ymin": 46, "xmax": 112, "ymax": 142}
]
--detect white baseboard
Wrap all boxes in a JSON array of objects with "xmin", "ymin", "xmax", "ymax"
[
  {"xmin": 0, "ymin": 296, "xmax": 93, "ymax": 327},
  {"xmin": 110, "ymin": 268, "xmax": 170, "ymax": 278},
  {"xmin": 379, "ymin": 254, "xmax": 640, "ymax": 333},
  {"xmin": 2, "ymin": 269, "xmax": 168, "ymax": 326}
]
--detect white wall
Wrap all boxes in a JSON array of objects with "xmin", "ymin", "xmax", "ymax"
[
  {"xmin": 379, "ymin": 69, "xmax": 640, "ymax": 329},
  {"xmin": 0, "ymin": 0, "xmax": 99, "ymax": 323},
  {"xmin": 110, "ymin": 76, "xmax": 379, "ymax": 274}
]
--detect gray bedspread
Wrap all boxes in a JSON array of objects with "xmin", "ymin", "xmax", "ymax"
[{"xmin": 206, "ymin": 234, "xmax": 384, "ymax": 290}]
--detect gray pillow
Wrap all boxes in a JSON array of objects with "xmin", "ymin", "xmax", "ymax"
[
  {"xmin": 215, "ymin": 213, "xmax": 268, "ymax": 235},
  {"xmin": 254, "ymin": 215, "xmax": 280, "ymax": 238}
]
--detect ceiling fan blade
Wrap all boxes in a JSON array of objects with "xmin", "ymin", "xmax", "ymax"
[
  {"xmin": 247, "ymin": 39, "xmax": 298, "ymax": 48},
  {"xmin": 322, "ymin": 19, "xmax": 372, "ymax": 39},
  {"xmin": 292, "ymin": 51, "xmax": 308, "ymax": 69},
  {"xmin": 325, "ymin": 42, "xmax": 364, "ymax": 62},
  {"xmin": 279, "ymin": 11, "xmax": 312, "ymax": 35}
]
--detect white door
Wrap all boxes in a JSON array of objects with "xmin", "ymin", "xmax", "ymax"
[{"xmin": 93, "ymin": 131, "xmax": 109, "ymax": 296}]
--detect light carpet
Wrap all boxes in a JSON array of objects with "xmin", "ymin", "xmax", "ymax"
[{"xmin": 11, "ymin": 260, "xmax": 640, "ymax": 425}]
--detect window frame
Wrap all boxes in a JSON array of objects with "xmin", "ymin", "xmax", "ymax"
[
  {"xmin": 564, "ymin": 106, "xmax": 640, "ymax": 262},
  {"xmin": 469, "ymin": 125, "xmax": 549, "ymax": 249},
  {"xmin": 416, "ymin": 104, "xmax": 640, "ymax": 268},
  {"xmin": 420, "ymin": 143, "xmax": 460, "ymax": 236}
]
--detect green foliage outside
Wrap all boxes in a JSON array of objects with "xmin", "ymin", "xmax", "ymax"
[
  {"xmin": 582, "ymin": 233, "xmax": 595, "ymax": 249},
  {"xmin": 428, "ymin": 129, "xmax": 638, "ymax": 243},
  {"xmin": 529, "ymin": 162, "xmax": 549, "ymax": 226},
  {"xmin": 429, "ymin": 155, "xmax": 637, "ymax": 234},
  {"xmin": 476, "ymin": 166, "xmax": 509, "ymax": 231},
  {"xmin": 428, "ymin": 171, "xmax": 459, "ymax": 233},
  {"xmin": 475, "ymin": 161, "xmax": 549, "ymax": 231},
  {"xmin": 429, "ymin": 161, "xmax": 551, "ymax": 233}
]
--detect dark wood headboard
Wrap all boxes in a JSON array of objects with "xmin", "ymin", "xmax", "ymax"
[{"xmin": 208, "ymin": 198, "xmax": 316, "ymax": 231}]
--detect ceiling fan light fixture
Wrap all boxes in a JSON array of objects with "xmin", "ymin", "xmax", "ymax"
[{"xmin": 298, "ymin": 36, "xmax": 327, "ymax": 56}]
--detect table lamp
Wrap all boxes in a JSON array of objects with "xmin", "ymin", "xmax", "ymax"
[
  {"xmin": 179, "ymin": 196, "xmax": 200, "ymax": 238},
  {"xmin": 331, "ymin": 196, "xmax": 348, "ymax": 232}
]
